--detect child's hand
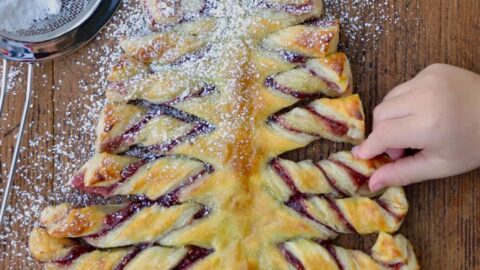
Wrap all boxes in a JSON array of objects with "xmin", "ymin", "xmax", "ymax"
[{"xmin": 352, "ymin": 64, "xmax": 480, "ymax": 191}]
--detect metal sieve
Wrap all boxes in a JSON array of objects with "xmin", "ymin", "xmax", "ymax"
[{"xmin": 0, "ymin": 0, "xmax": 122, "ymax": 226}]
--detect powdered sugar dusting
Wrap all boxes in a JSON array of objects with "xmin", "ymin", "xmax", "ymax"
[
  {"xmin": 0, "ymin": 0, "xmax": 415, "ymax": 268},
  {"xmin": 0, "ymin": 0, "xmax": 61, "ymax": 32},
  {"xmin": 324, "ymin": 0, "xmax": 420, "ymax": 54},
  {"xmin": 0, "ymin": 1, "xmax": 149, "ymax": 268}
]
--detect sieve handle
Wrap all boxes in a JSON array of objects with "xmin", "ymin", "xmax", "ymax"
[
  {"xmin": 0, "ymin": 63, "xmax": 33, "ymax": 225},
  {"xmin": 0, "ymin": 59, "xmax": 8, "ymax": 114}
]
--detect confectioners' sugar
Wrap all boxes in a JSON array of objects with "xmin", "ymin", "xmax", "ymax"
[
  {"xmin": 0, "ymin": 0, "xmax": 62, "ymax": 32},
  {"xmin": 0, "ymin": 0, "xmax": 419, "ymax": 268}
]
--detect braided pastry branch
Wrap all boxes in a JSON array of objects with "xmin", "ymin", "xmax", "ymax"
[
  {"xmin": 71, "ymin": 153, "xmax": 213, "ymax": 200},
  {"xmin": 264, "ymin": 53, "xmax": 352, "ymax": 99},
  {"xmin": 29, "ymin": 1, "xmax": 420, "ymax": 268},
  {"xmin": 38, "ymin": 202, "xmax": 208, "ymax": 248},
  {"xmin": 282, "ymin": 187, "xmax": 408, "ymax": 235},
  {"xmin": 120, "ymin": 18, "xmax": 216, "ymax": 64},
  {"xmin": 106, "ymin": 70, "xmax": 216, "ymax": 105},
  {"xmin": 262, "ymin": 20, "xmax": 340, "ymax": 60},
  {"xmin": 266, "ymin": 151, "xmax": 390, "ymax": 200},
  {"xmin": 260, "ymin": 0, "xmax": 323, "ymax": 16},
  {"xmin": 97, "ymin": 102, "xmax": 215, "ymax": 154},
  {"xmin": 267, "ymin": 95, "xmax": 364, "ymax": 149},
  {"xmin": 29, "ymin": 228, "xmax": 213, "ymax": 270},
  {"xmin": 143, "ymin": 0, "xmax": 213, "ymax": 30},
  {"xmin": 107, "ymin": 55, "xmax": 150, "ymax": 85},
  {"xmin": 266, "ymin": 151, "xmax": 408, "ymax": 234},
  {"xmin": 279, "ymin": 232, "xmax": 419, "ymax": 270}
]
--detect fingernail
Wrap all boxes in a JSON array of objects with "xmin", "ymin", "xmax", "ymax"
[
  {"xmin": 352, "ymin": 146, "xmax": 360, "ymax": 157},
  {"xmin": 369, "ymin": 181, "xmax": 384, "ymax": 192}
]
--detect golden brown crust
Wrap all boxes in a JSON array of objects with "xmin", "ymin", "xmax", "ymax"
[
  {"xmin": 107, "ymin": 55, "xmax": 150, "ymax": 83},
  {"xmin": 267, "ymin": 95, "xmax": 365, "ymax": 148},
  {"xmin": 120, "ymin": 18, "xmax": 216, "ymax": 64},
  {"xmin": 281, "ymin": 233, "xmax": 419, "ymax": 270},
  {"xmin": 30, "ymin": 1, "xmax": 419, "ymax": 269},
  {"xmin": 29, "ymin": 228, "xmax": 78, "ymax": 262},
  {"xmin": 263, "ymin": 20, "xmax": 340, "ymax": 58},
  {"xmin": 74, "ymin": 154, "xmax": 212, "ymax": 200},
  {"xmin": 264, "ymin": 151, "xmax": 390, "ymax": 201},
  {"xmin": 262, "ymin": 52, "xmax": 353, "ymax": 99},
  {"xmin": 143, "ymin": 0, "xmax": 207, "ymax": 30},
  {"xmin": 40, "ymin": 203, "xmax": 123, "ymax": 238},
  {"xmin": 39, "ymin": 202, "xmax": 205, "ymax": 248}
]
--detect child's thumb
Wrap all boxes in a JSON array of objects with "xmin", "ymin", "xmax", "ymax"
[{"xmin": 368, "ymin": 152, "xmax": 432, "ymax": 191}]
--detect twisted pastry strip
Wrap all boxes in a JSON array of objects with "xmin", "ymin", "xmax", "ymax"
[
  {"xmin": 121, "ymin": 18, "xmax": 216, "ymax": 64},
  {"xmin": 299, "ymin": 187, "xmax": 407, "ymax": 234},
  {"xmin": 268, "ymin": 95, "xmax": 364, "ymax": 145},
  {"xmin": 127, "ymin": 0, "xmax": 325, "ymax": 64},
  {"xmin": 266, "ymin": 151, "xmax": 407, "ymax": 234},
  {"xmin": 71, "ymin": 153, "xmax": 213, "ymax": 200},
  {"xmin": 143, "ymin": 0, "xmax": 213, "ymax": 30},
  {"xmin": 29, "ymin": 228, "xmax": 213, "ymax": 270},
  {"xmin": 284, "ymin": 187, "xmax": 407, "ymax": 235},
  {"xmin": 29, "ymin": 1, "xmax": 420, "ymax": 268},
  {"xmin": 280, "ymin": 232, "xmax": 419, "ymax": 270},
  {"xmin": 106, "ymin": 70, "xmax": 216, "ymax": 105},
  {"xmin": 97, "ymin": 102, "xmax": 214, "ymax": 154},
  {"xmin": 39, "ymin": 202, "xmax": 208, "ymax": 248},
  {"xmin": 107, "ymin": 55, "xmax": 151, "ymax": 86},
  {"xmin": 262, "ymin": 20, "xmax": 340, "ymax": 61},
  {"xmin": 264, "ymin": 53, "xmax": 353, "ymax": 99},
  {"xmin": 266, "ymin": 151, "xmax": 390, "ymax": 201},
  {"xmin": 259, "ymin": 0, "xmax": 322, "ymax": 16}
]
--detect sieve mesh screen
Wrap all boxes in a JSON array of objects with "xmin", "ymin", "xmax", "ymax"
[{"xmin": 0, "ymin": 0, "xmax": 102, "ymax": 43}]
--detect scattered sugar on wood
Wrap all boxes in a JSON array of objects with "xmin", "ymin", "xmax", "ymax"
[{"xmin": 0, "ymin": 0, "xmax": 419, "ymax": 268}]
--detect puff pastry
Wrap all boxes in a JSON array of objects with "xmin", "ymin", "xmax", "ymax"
[{"xmin": 30, "ymin": 1, "xmax": 419, "ymax": 269}]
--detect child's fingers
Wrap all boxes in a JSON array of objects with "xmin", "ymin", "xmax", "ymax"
[
  {"xmin": 368, "ymin": 152, "xmax": 433, "ymax": 191},
  {"xmin": 353, "ymin": 117, "xmax": 420, "ymax": 159},
  {"xmin": 385, "ymin": 148, "xmax": 405, "ymax": 160},
  {"xmin": 382, "ymin": 82, "xmax": 412, "ymax": 101},
  {"xmin": 372, "ymin": 95, "xmax": 413, "ymax": 129}
]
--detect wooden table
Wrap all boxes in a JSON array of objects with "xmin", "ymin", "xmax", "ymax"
[{"xmin": 0, "ymin": 0, "xmax": 479, "ymax": 269}]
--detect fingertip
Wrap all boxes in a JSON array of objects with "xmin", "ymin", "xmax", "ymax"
[
  {"xmin": 351, "ymin": 146, "xmax": 360, "ymax": 158},
  {"xmin": 368, "ymin": 170, "xmax": 387, "ymax": 192},
  {"xmin": 385, "ymin": 149, "xmax": 405, "ymax": 160},
  {"xmin": 368, "ymin": 179, "xmax": 385, "ymax": 192},
  {"xmin": 353, "ymin": 143, "xmax": 376, "ymax": 160}
]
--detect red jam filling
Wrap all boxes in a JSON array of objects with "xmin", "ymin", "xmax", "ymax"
[
  {"xmin": 305, "ymin": 106, "xmax": 348, "ymax": 136},
  {"xmin": 307, "ymin": 69, "xmax": 343, "ymax": 94},
  {"xmin": 281, "ymin": 1, "xmax": 314, "ymax": 15},
  {"xmin": 53, "ymin": 246, "xmax": 95, "ymax": 266},
  {"xmin": 264, "ymin": 76, "xmax": 321, "ymax": 99},
  {"xmin": 279, "ymin": 244, "xmax": 305, "ymax": 270},
  {"xmin": 279, "ymin": 51, "xmax": 309, "ymax": 64},
  {"xmin": 83, "ymin": 164, "xmax": 213, "ymax": 239},
  {"xmin": 269, "ymin": 158, "xmax": 300, "ymax": 195},
  {"xmin": 101, "ymin": 100, "xmax": 214, "ymax": 153},
  {"xmin": 323, "ymin": 243, "xmax": 345, "ymax": 270},
  {"xmin": 172, "ymin": 246, "xmax": 214, "ymax": 270},
  {"xmin": 114, "ymin": 244, "xmax": 150, "ymax": 270},
  {"xmin": 375, "ymin": 198, "xmax": 404, "ymax": 221},
  {"xmin": 285, "ymin": 195, "xmax": 338, "ymax": 234},
  {"xmin": 313, "ymin": 163, "xmax": 349, "ymax": 197},
  {"xmin": 330, "ymin": 160, "xmax": 369, "ymax": 187},
  {"xmin": 321, "ymin": 195, "xmax": 356, "ymax": 233}
]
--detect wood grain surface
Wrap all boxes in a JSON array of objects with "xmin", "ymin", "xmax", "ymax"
[{"xmin": 0, "ymin": 0, "xmax": 479, "ymax": 269}]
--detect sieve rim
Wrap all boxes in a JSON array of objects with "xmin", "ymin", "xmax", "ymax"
[
  {"xmin": 0, "ymin": 0, "xmax": 103, "ymax": 43},
  {"xmin": 0, "ymin": 0, "xmax": 122, "ymax": 63}
]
